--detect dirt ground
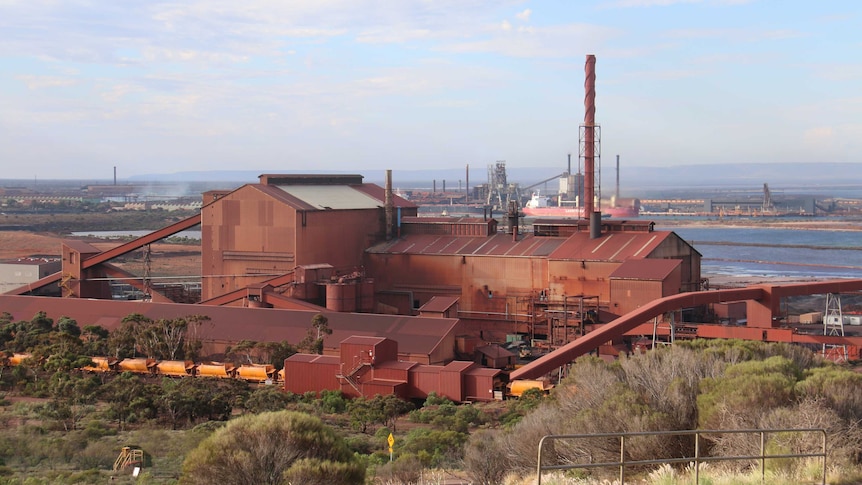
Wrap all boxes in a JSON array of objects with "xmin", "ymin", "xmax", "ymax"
[{"xmin": 0, "ymin": 231, "xmax": 201, "ymax": 278}]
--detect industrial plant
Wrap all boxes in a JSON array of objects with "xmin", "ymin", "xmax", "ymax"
[{"xmin": 3, "ymin": 55, "xmax": 862, "ymax": 402}]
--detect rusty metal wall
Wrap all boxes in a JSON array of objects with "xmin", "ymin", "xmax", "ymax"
[
  {"xmin": 429, "ymin": 331, "xmax": 458, "ymax": 365},
  {"xmin": 549, "ymin": 260, "xmax": 619, "ymax": 305},
  {"xmin": 294, "ymin": 209, "xmax": 384, "ymax": 268},
  {"xmin": 439, "ymin": 369, "xmax": 464, "ymax": 402},
  {"xmin": 202, "ymin": 189, "xmax": 299, "ymax": 300},
  {"xmin": 463, "ymin": 374, "xmax": 496, "ymax": 402},
  {"xmin": 326, "ymin": 282, "xmax": 357, "ymax": 312},
  {"xmin": 340, "ymin": 341, "xmax": 374, "ymax": 371},
  {"xmin": 283, "ymin": 360, "xmax": 340, "ymax": 394},
  {"xmin": 374, "ymin": 339, "xmax": 399, "ymax": 362},
  {"xmin": 647, "ymin": 237, "xmax": 702, "ymax": 291},
  {"xmin": 610, "ymin": 279, "xmax": 664, "ymax": 316},
  {"xmin": 373, "ymin": 366, "xmax": 410, "ymax": 381},
  {"xmin": 362, "ymin": 381, "xmax": 409, "ymax": 400},
  {"xmin": 409, "ymin": 368, "xmax": 441, "ymax": 399},
  {"xmin": 366, "ymin": 252, "xmax": 547, "ymax": 314}
]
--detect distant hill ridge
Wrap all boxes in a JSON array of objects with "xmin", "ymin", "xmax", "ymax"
[{"xmin": 130, "ymin": 163, "xmax": 861, "ymax": 192}]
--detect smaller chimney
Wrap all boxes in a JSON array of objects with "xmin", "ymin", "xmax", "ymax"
[
  {"xmin": 385, "ymin": 170, "xmax": 394, "ymax": 240},
  {"xmin": 466, "ymin": 164, "xmax": 470, "ymax": 204}
]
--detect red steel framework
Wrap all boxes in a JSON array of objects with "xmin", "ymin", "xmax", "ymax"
[{"xmin": 511, "ymin": 279, "xmax": 862, "ymax": 381}]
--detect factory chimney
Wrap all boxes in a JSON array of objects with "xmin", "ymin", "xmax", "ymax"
[
  {"xmin": 583, "ymin": 54, "xmax": 602, "ymax": 239},
  {"xmin": 615, "ymin": 155, "xmax": 620, "ymax": 202},
  {"xmin": 113, "ymin": 166, "xmax": 117, "ymax": 186},
  {"xmin": 465, "ymin": 164, "xmax": 469, "ymax": 204},
  {"xmin": 385, "ymin": 169, "xmax": 394, "ymax": 240}
]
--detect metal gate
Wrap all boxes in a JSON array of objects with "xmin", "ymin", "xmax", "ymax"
[{"xmin": 537, "ymin": 428, "xmax": 827, "ymax": 484}]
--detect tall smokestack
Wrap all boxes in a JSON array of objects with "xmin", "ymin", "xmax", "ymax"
[
  {"xmin": 567, "ymin": 153, "xmax": 571, "ymax": 175},
  {"xmin": 385, "ymin": 169, "xmax": 393, "ymax": 240},
  {"xmin": 466, "ymin": 164, "xmax": 469, "ymax": 204},
  {"xmin": 616, "ymin": 154, "xmax": 620, "ymax": 202},
  {"xmin": 584, "ymin": 54, "xmax": 596, "ymax": 218},
  {"xmin": 113, "ymin": 166, "xmax": 117, "ymax": 186}
]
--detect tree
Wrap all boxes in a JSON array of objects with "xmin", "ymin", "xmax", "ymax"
[
  {"xmin": 299, "ymin": 313, "xmax": 331, "ymax": 354},
  {"xmin": 100, "ymin": 372, "xmax": 158, "ymax": 430},
  {"xmin": 107, "ymin": 313, "xmax": 209, "ymax": 360},
  {"xmin": 42, "ymin": 371, "xmax": 100, "ymax": 431},
  {"xmin": 180, "ymin": 410, "xmax": 365, "ymax": 485}
]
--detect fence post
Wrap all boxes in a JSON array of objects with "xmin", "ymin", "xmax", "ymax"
[
  {"xmin": 760, "ymin": 430, "xmax": 766, "ymax": 483},
  {"xmin": 620, "ymin": 434, "xmax": 626, "ymax": 483},
  {"xmin": 695, "ymin": 431, "xmax": 700, "ymax": 484},
  {"xmin": 537, "ymin": 436, "xmax": 545, "ymax": 485}
]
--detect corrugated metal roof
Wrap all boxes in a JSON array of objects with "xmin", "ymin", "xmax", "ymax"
[
  {"xmin": 376, "ymin": 360, "xmax": 418, "ymax": 371},
  {"xmin": 286, "ymin": 354, "xmax": 340, "ymax": 365},
  {"xmin": 0, "ymin": 295, "xmax": 460, "ymax": 357},
  {"xmin": 63, "ymin": 240, "xmax": 101, "ymax": 254},
  {"xmin": 443, "ymin": 361, "xmax": 475, "ymax": 373},
  {"xmin": 609, "ymin": 259, "xmax": 681, "ymax": 281},
  {"xmin": 475, "ymin": 344, "xmax": 516, "ymax": 359},
  {"xmin": 465, "ymin": 367, "xmax": 502, "ymax": 377},
  {"xmin": 341, "ymin": 335, "xmax": 387, "ymax": 346},
  {"xmin": 369, "ymin": 233, "xmax": 567, "ymax": 257},
  {"xmin": 351, "ymin": 184, "xmax": 416, "ymax": 209},
  {"xmin": 228, "ymin": 183, "xmax": 415, "ymax": 213},
  {"xmin": 419, "ymin": 296, "xmax": 459, "ymax": 313},
  {"xmin": 548, "ymin": 231, "xmax": 673, "ymax": 261},
  {"xmin": 274, "ymin": 184, "xmax": 382, "ymax": 210}
]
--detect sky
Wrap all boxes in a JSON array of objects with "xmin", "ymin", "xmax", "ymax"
[{"xmin": 0, "ymin": 0, "xmax": 859, "ymax": 180}]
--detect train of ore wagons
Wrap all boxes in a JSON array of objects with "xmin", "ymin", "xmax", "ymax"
[{"xmin": 2, "ymin": 353, "xmax": 280, "ymax": 384}]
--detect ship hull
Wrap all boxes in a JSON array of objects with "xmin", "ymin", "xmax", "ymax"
[{"xmin": 522, "ymin": 206, "xmax": 639, "ymax": 218}]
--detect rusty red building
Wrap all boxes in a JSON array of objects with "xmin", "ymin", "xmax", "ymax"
[{"xmin": 200, "ymin": 173, "xmax": 416, "ymax": 301}]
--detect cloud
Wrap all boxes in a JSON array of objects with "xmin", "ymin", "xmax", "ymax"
[
  {"xmin": 515, "ymin": 9, "xmax": 532, "ymax": 21},
  {"xmin": 605, "ymin": 0, "xmax": 753, "ymax": 6},
  {"xmin": 664, "ymin": 27, "xmax": 804, "ymax": 42},
  {"xmin": 445, "ymin": 23, "xmax": 619, "ymax": 58},
  {"xmin": 15, "ymin": 75, "xmax": 76, "ymax": 90}
]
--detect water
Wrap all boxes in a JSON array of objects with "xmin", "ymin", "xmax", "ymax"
[
  {"xmin": 660, "ymin": 225, "xmax": 862, "ymax": 280},
  {"xmin": 71, "ymin": 230, "xmax": 202, "ymax": 240}
]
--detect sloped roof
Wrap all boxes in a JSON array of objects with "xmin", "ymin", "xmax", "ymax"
[
  {"xmin": 609, "ymin": 258, "xmax": 681, "ymax": 281},
  {"xmin": 368, "ymin": 233, "xmax": 567, "ymax": 257},
  {"xmin": 231, "ymin": 182, "xmax": 415, "ymax": 212},
  {"xmin": 376, "ymin": 360, "xmax": 419, "ymax": 371},
  {"xmin": 475, "ymin": 344, "xmax": 517, "ymax": 359},
  {"xmin": 465, "ymin": 367, "xmax": 502, "ymax": 378},
  {"xmin": 286, "ymin": 354, "xmax": 340, "ymax": 365},
  {"xmin": 548, "ymin": 231, "xmax": 674, "ymax": 261},
  {"xmin": 442, "ymin": 361, "xmax": 475, "ymax": 373},
  {"xmin": 62, "ymin": 240, "xmax": 102, "ymax": 254},
  {"xmin": 341, "ymin": 335, "xmax": 388, "ymax": 346},
  {"xmin": 419, "ymin": 296, "xmax": 459, "ymax": 313},
  {"xmin": 0, "ymin": 295, "xmax": 460, "ymax": 357}
]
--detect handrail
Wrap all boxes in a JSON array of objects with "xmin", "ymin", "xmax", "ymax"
[{"xmin": 537, "ymin": 428, "xmax": 827, "ymax": 484}]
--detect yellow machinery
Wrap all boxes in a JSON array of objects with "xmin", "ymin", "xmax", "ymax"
[
  {"xmin": 113, "ymin": 446, "xmax": 143, "ymax": 472},
  {"xmin": 8, "ymin": 353, "xmax": 32, "ymax": 366},
  {"xmin": 116, "ymin": 358, "xmax": 156, "ymax": 374},
  {"xmin": 196, "ymin": 362, "xmax": 236, "ymax": 378},
  {"xmin": 155, "ymin": 360, "xmax": 196, "ymax": 377},
  {"xmin": 82, "ymin": 356, "xmax": 117, "ymax": 372},
  {"xmin": 507, "ymin": 379, "xmax": 554, "ymax": 398},
  {"xmin": 236, "ymin": 364, "xmax": 276, "ymax": 383}
]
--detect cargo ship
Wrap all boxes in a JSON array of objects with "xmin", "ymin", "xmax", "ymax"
[{"xmin": 522, "ymin": 192, "xmax": 639, "ymax": 219}]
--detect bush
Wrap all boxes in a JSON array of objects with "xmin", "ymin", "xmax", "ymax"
[{"xmin": 180, "ymin": 410, "xmax": 365, "ymax": 485}]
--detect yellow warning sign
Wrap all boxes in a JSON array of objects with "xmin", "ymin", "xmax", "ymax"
[{"xmin": 387, "ymin": 433, "xmax": 395, "ymax": 447}]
